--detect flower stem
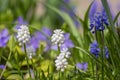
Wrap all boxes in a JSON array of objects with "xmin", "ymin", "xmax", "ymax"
[
  {"xmin": 31, "ymin": 59, "xmax": 36, "ymax": 79},
  {"xmin": 94, "ymin": 28, "xmax": 99, "ymax": 80},
  {"xmin": 96, "ymin": 63, "xmax": 99, "ymax": 80},
  {"xmin": 24, "ymin": 44, "xmax": 32, "ymax": 78},
  {"xmin": 101, "ymin": 31, "xmax": 105, "ymax": 80},
  {"xmin": 16, "ymin": 52, "xmax": 24, "ymax": 79},
  {"xmin": 91, "ymin": 59, "xmax": 95, "ymax": 80}
]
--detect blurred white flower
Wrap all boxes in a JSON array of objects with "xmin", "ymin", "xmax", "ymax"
[
  {"xmin": 60, "ymin": 48, "xmax": 71, "ymax": 58},
  {"xmin": 51, "ymin": 29, "xmax": 64, "ymax": 46},
  {"xmin": 55, "ymin": 56, "xmax": 68, "ymax": 72},
  {"xmin": 16, "ymin": 25, "xmax": 31, "ymax": 46},
  {"xmin": 26, "ymin": 46, "xmax": 36, "ymax": 59},
  {"xmin": 55, "ymin": 48, "xmax": 71, "ymax": 72}
]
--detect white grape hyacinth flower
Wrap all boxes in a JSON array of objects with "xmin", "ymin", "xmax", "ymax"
[
  {"xmin": 51, "ymin": 29, "xmax": 64, "ymax": 46},
  {"xmin": 16, "ymin": 25, "xmax": 31, "ymax": 46},
  {"xmin": 60, "ymin": 48, "xmax": 71, "ymax": 58},
  {"xmin": 55, "ymin": 56, "xmax": 68, "ymax": 72},
  {"xmin": 26, "ymin": 46, "xmax": 36, "ymax": 59},
  {"xmin": 55, "ymin": 48, "xmax": 71, "ymax": 72}
]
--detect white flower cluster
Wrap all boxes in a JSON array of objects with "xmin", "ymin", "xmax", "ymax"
[
  {"xmin": 55, "ymin": 48, "xmax": 71, "ymax": 72},
  {"xmin": 51, "ymin": 29, "xmax": 64, "ymax": 46},
  {"xmin": 26, "ymin": 46, "xmax": 36, "ymax": 59},
  {"xmin": 16, "ymin": 25, "xmax": 31, "ymax": 46}
]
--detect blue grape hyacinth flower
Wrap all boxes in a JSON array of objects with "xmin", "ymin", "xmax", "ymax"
[
  {"xmin": 76, "ymin": 62, "xmax": 88, "ymax": 71},
  {"xmin": 90, "ymin": 41, "xmax": 100, "ymax": 58},
  {"xmin": 0, "ymin": 29, "xmax": 10, "ymax": 47},
  {"xmin": 90, "ymin": 41, "xmax": 109, "ymax": 58},
  {"xmin": 89, "ymin": 10, "xmax": 109, "ymax": 33},
  {"xmin": 89, "ymin": 0, "xmax": 109, "ymax": 33}
]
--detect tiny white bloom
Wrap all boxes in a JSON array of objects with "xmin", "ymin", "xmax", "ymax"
[
  {"xmin": 61, "ymin": 48, "xmax": 71, "ymax": 58},
  {"xmin": 16, "ymin": 25, "xmax": 31, "ymax": 46},
  {"xmin": 26, "ymin": 46, "xmax": 36, "ymax": 59},
  {"xmin": 51, "ymin": 29, "xmax": 64, "ymax": 46}
]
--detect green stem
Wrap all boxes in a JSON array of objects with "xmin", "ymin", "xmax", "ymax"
[
  {"xmin": 24, "ymin": 44, "xmax": 32, "ymax": 79},
  {"xmin": 58, "ymin": 45, "xmax": 61, "ymax": 53},
  {"xmin": 58, "ymin": 71, "xmax": 61, "ymax": 80},
  {"xmin": 91, "ymin": 59, "xmax": 95, "ymax": 80},
  {"xmin": 101, "ymin": 31, "xmax": 104, "ymax": 80},
  {"xmin": 0, "ymin": 51, "xmax": 12, "ymax": 79},
  {"xmin": 16, "ymin": 52, "xmax": 23, "ymax": 79},
  {"xmin": 96, "ymin": 63, "xmax": 99, "ymax": 80},
  {"xmin": 31, "ymin": 59, "xmax": 36, "ymax": 79},
  {"xmin": 95, "ymin": 29, "xmax": 99, "ymax": 80}
]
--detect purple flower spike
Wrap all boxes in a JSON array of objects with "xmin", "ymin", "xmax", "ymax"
[
  {"xmin": 0, "ymin": 65, "xmax": 5, "ymax": 69},
  {"xmin": 90, "ymin": 41, "xmax": 109, "ymax": 58},
  {"xmin": 76, "ymin": 62, "xmax": 88, "ymax": 71},
  {"xmin": 0, "ymin": 29, "xmax": 10, "ymax": 47},
  {"xmin": 89, "ymin": 0, "xmax": 109, "ymax": 33},
  {"xmin": 90, "ymin": 41, "xmax": 100, "ymax": 58}
]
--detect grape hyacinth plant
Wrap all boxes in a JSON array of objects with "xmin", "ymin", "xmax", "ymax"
[{"xmin": 51, "ymin": 29, "xmax": 72, "ymax": 72}]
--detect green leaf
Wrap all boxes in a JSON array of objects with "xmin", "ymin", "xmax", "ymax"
[
  {"xmin": 101, "ymin": 0, "xmax": 115, "ymax": 31},
  {"xmin": 113, "ymin": 11, "xmax": 120, "ymax": 24},
  {"xmin": 0, "ymin": 0, "xmax": 9, "ymax": 12},
  {"xmin": 101, "ymin": 0, "xmax": 120, "ymax": 57},
  {"xmin": 77, "ymin": 17, "xmax": 84, "ymax": 25},
  {"xmin": 101, "ymin": 0, "xmax": 120, "ymax": 45},
  {"xmin": 8, "ymin": 35, "xmax": 16, "ymax": 51},
  {"xmin": 84, "ymin": 1, "xmax": 93, "ymax": 29},
  {"xmin": 7, "ymin": 74, "xmax": 22, "ymax": 80},
  {"xmin": 82, "ymin": 1, "xmax": 93, "ymax": 49},
  {"xmin": 41, "ymin": 70, "xmax": 46, "ymax": 80}
]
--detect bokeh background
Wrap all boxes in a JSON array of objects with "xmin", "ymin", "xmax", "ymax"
[{"xmin": 0, "ymin": 0, "xmax": 120, "ymax": 29}]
